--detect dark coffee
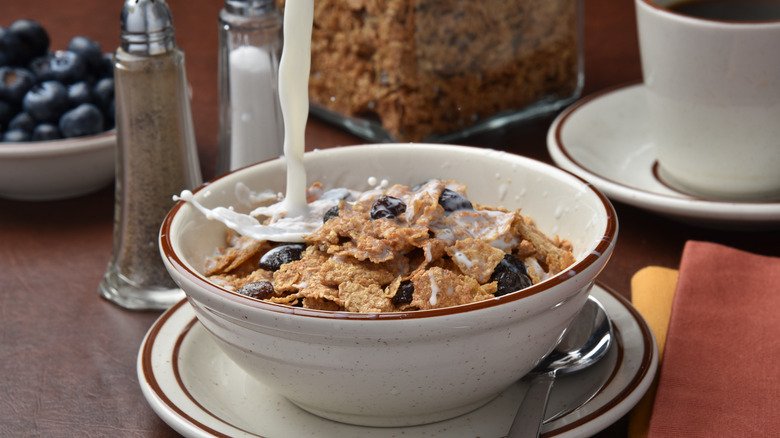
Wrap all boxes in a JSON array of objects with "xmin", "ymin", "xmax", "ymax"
[{"xmin": 666, "ymin": 0, "xmax": 780, "ymax": 21}]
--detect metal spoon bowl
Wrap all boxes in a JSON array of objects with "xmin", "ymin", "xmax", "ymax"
[{"xmin": 508, "ymin": 295, "xmax": 613, "ymax": 438}]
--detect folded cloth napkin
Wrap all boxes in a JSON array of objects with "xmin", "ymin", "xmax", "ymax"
[
  {"xmin": 628, "ymin": 266, "xmax": 679, "ymax": 438},
  {"xmin": 646, "ymin": 241, "xmax": 780, "ymax": 437}
]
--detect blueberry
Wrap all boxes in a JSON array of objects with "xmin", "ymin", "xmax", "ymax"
[
  {"xmin": 323, "ymin": 205, "xmax": 339, "ymax": 222},
  {"xmin": 491, "ymin": 254, "xmax": 533, "ymax": 297},
  {"xmin": 370, "ymin": 195, "xmax": 406, "ymax": 220},
  {"xmin": 0, "ymin": 26, "xmax": 24, "ymax": 66},
  {"xmin": 3, "ymin": 129, "xmax": 30, "ymax": 142},
  {"xmin": 29, "ymin": 55, "xmax": 54, "ymax": 82},
  {"xmin": 67, "ymin": 81, "xmax": 93, "ymax": 107},
  {"xmin": 95, "ymin": 53, "xmax": 114, "ymax": 79},
  {"xmin": 438, "ymin": 188, "xmax": 473, "ymax": 213},
  {"xmin": 392, "ymin": 280, "xmax": 414, "ymax": 305},
  {"xmin": 8, "ymin": 112, "xmax": 34, "ymax": 133},
  {"xmin": 23, "ymin": 81, "xmax": 69, "ymax": 122},
  {"xmin": 0, "ymin": 29, "xmax": 8, "ymax": 66},
  {"xmin": 59, "ymin": 103, "xmax": 104, "ymax": 138},
  {"xmin": 0, "ymin": 100, "xmax": 14, "ymax": 126},
  {"xmin": 8, "ymin": 20, "xmax": 49, "ymax": 63},
  {"xmin": 236, "ymin": 281, "xmax": 275, "ymax": 300},
  {"xmin": 92, "ymin": 77, "xmax": 113, "ymax": 112},
  {"xmin": 48, "ymin": 51, "xmax": 87, "ymax": 84},
  {"xmin": 259, "ymin": 244, "xmax": 306, "ymax": 271},
  {"xmin": 31, "ymin": 123, "xmax": 61, "ymax": 141},
  {"xmin": 2, "ymin": 68, "xmax": 36, "ymax": 106},
  {"xmin": 67, "ymin": 36, "xmax": 103, "ymax": 72}
]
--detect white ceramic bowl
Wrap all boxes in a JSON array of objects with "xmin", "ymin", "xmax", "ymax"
[
  {"xmin": 0, "ymin": 130, "xmax": 115, "ymax": 201},
  {"xmin": 160, "ymin": 144, "xmax": 618, "ymax": 427}
]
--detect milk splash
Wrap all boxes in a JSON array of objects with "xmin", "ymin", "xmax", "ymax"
[{"xmin": 174, "ymin": 187, "xmax": 352, "ymax": 243}]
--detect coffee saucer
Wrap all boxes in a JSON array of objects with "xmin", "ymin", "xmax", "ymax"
[
  {"xmin": 138, "ymin": 285, "xmax": 656, "ymax": 438},
  {"xmin": 547, "ymin": 83, "xmax": 780, "ymax": 229}
]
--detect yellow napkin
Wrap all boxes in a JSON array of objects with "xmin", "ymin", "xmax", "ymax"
[{"xmin": 627, "ymin": 266, "xmax": 679, "ymax": 438}]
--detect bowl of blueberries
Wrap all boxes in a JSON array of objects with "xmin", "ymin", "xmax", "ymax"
[{"xmin": 0, "ymin": 19, "xmax": 115, "ymax": 201}]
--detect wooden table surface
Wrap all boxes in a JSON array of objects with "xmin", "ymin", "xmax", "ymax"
[{"xmin": 1, "ymin": 0, "xmax": 777, "ymax": 436}]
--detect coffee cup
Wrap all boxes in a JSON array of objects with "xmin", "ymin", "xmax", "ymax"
[{"xmin": 635, "ymin": 0, "xmax": 780, "ymax": 201}]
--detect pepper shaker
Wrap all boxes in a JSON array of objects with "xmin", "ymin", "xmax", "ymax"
[
  {"xmin": 99, "ymin": 0, "xmax": 202, "ymax": 310},
  {"xmin": 217, "ymin": 0, "xmax": 284, "ymax": 175}
]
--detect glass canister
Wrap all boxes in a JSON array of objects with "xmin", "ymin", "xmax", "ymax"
[{"xmin": 301, "ymin": 0, "xmax": 583, "ymax": 142}]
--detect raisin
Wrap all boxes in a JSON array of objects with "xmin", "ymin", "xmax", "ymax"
[
  {"xmin": 438, "ymin": 188, "xmax": 473, "ymax": 213},
  {"xmin": 323, "ymin": 205, "xmax": 339, "ymax": 222},
  {"xmin": 491, "ymin": 254, "xmax": 533, "ymax": 297},
  {"xmin": 392, "ymin": 280, "xmax": 414, "ymax": 305},
  {"xmin": 259, "ymin": 244, "xmax": 306, "ymax": 271},
  {"xmin": 236, "ymin": 281, "xmax": 275, "ymax": 299},
  {"xmin": 370, "ymin": 195, "xmax": 406, "ymax": 220}
]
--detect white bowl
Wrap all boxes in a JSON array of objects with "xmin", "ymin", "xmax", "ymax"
[
  {"xmin": 0, "ymin": 130, "xmax": 115, "ymax": 201},
  {"xmin": 160, "ymin": 144, "xmax": 618, "ymax": 427}
]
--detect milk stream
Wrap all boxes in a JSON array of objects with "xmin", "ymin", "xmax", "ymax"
[
  {"xmin": 278, "ymin": 0, "xmax": 313, "ymax": 218},
  {"xmin": 175, "ymin": 0, "xmax": 317, "ymax": 242}
]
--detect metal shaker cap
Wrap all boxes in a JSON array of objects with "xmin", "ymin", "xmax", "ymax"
[
  {"xmin": 224, "ymin": 0, "xmax": 276, "ymax": 16},
  {"xmin": 120, "ymin": 0, "xmax": 176, "ymax": 55}
]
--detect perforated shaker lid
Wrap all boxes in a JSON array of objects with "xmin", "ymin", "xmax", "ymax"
[
  {"xmin": 223, "ymin": 0, "xmax": 276, "ymax": 16},
  {"xmin": 120, "ymin": 0, "xmax": 176, "ymax": 55}
]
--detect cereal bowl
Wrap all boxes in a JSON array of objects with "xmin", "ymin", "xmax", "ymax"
[
  {"xmin": 0, "ymin": 130, "xmax": 115, "ymax": 201},
  {"xmin": 159, "ymin": 143, "xmax": 617, "ymax": 427}
]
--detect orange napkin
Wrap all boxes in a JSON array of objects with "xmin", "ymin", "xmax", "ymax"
[
  {"xmin": 628, "ymin": 266, "xmax": 679, "ymax": 438},
  {"xmin": 646, "ymin": 241, "xmax": 780, "ymax": 437}
]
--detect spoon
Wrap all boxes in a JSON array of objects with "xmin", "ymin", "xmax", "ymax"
[{"xmin": 507, "ymin": 295, "xmax": 613, "ymax": 438}]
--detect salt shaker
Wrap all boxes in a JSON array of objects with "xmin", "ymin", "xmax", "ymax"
[
  {"xmin": 217, "ymin": 0, "xmax": 284, "ymax": 175},
  {"xmin": 99, "ymin": 0, "xmax": 202, "ymax": 310}
]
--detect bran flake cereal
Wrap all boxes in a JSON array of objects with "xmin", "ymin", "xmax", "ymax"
[{"xmin": 205, "ymin": 179, "xmax": 575, "ymax": 313}]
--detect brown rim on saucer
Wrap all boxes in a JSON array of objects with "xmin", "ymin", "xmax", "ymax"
[
  {"xmin": 640, "ymin": 0, "xmax": 780, "ymax": 25},
  {"xmin": 651, "ymin": 162, "xmax": 780, "ymax": 203},
  {"xmin": 170, "ymin": 317, "xmax": 257, "ymax": 438},
  {"xmin": 139, "ymin": 283, "xmax": 654, "ymax": 436},
  {"xmin": 542, "ymin": 283, "xmax": 655, "ymax": 436},
  {"xmin": 159, "ymin": 147, "xmax": 618, "ymax": 321},
  {"xmin": 139, "ymin": 299, "xmax": 228, "ymax": 438},
  {"xmin": 168, "ymin": 321, "xmax": 626, "ymax": 436},
  {"xmin": 552, "ymin": 82, "xmax": 780, "ymax": 206}
]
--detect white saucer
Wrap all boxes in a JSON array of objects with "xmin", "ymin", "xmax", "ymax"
[
  {"xmin": 547, "ymin": 83, "xmax": 780, "ymax": 229},
  {"xmin": 138, "ymin": 285, "xmax": 656, "ymax": 438}
]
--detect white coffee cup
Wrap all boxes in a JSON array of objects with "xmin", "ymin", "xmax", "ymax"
[{"xmin": 636, "ymin": 0, "xmax": 780, "ymax": 201}]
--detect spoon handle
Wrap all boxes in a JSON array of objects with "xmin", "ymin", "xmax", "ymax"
[{"xmin": 507, "ymin": 371, "xmax": 556, "ymax": 438}]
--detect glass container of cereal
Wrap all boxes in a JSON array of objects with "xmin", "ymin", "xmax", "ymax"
[{"xmin": 297, "ymin": 0, "xmax": 584, "ymax": 142}]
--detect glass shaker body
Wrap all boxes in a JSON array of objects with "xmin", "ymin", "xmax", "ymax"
[
  {"xmin": 98, "ymin": 48, "xmax": 202, "ymax": 309},
  {"xmin": 217, "ymin": 2, "xmax": 284, "ymax": 175}
]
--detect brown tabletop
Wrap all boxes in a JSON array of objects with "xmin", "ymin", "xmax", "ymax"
[{"xmin": 1, "ymin": 0, "xmax": 777, "ymax": 436}]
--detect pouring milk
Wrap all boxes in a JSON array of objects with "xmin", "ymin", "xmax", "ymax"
[{"xmin": 175, "ymin": 0, "xmax": 324, "ymax": 243}]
